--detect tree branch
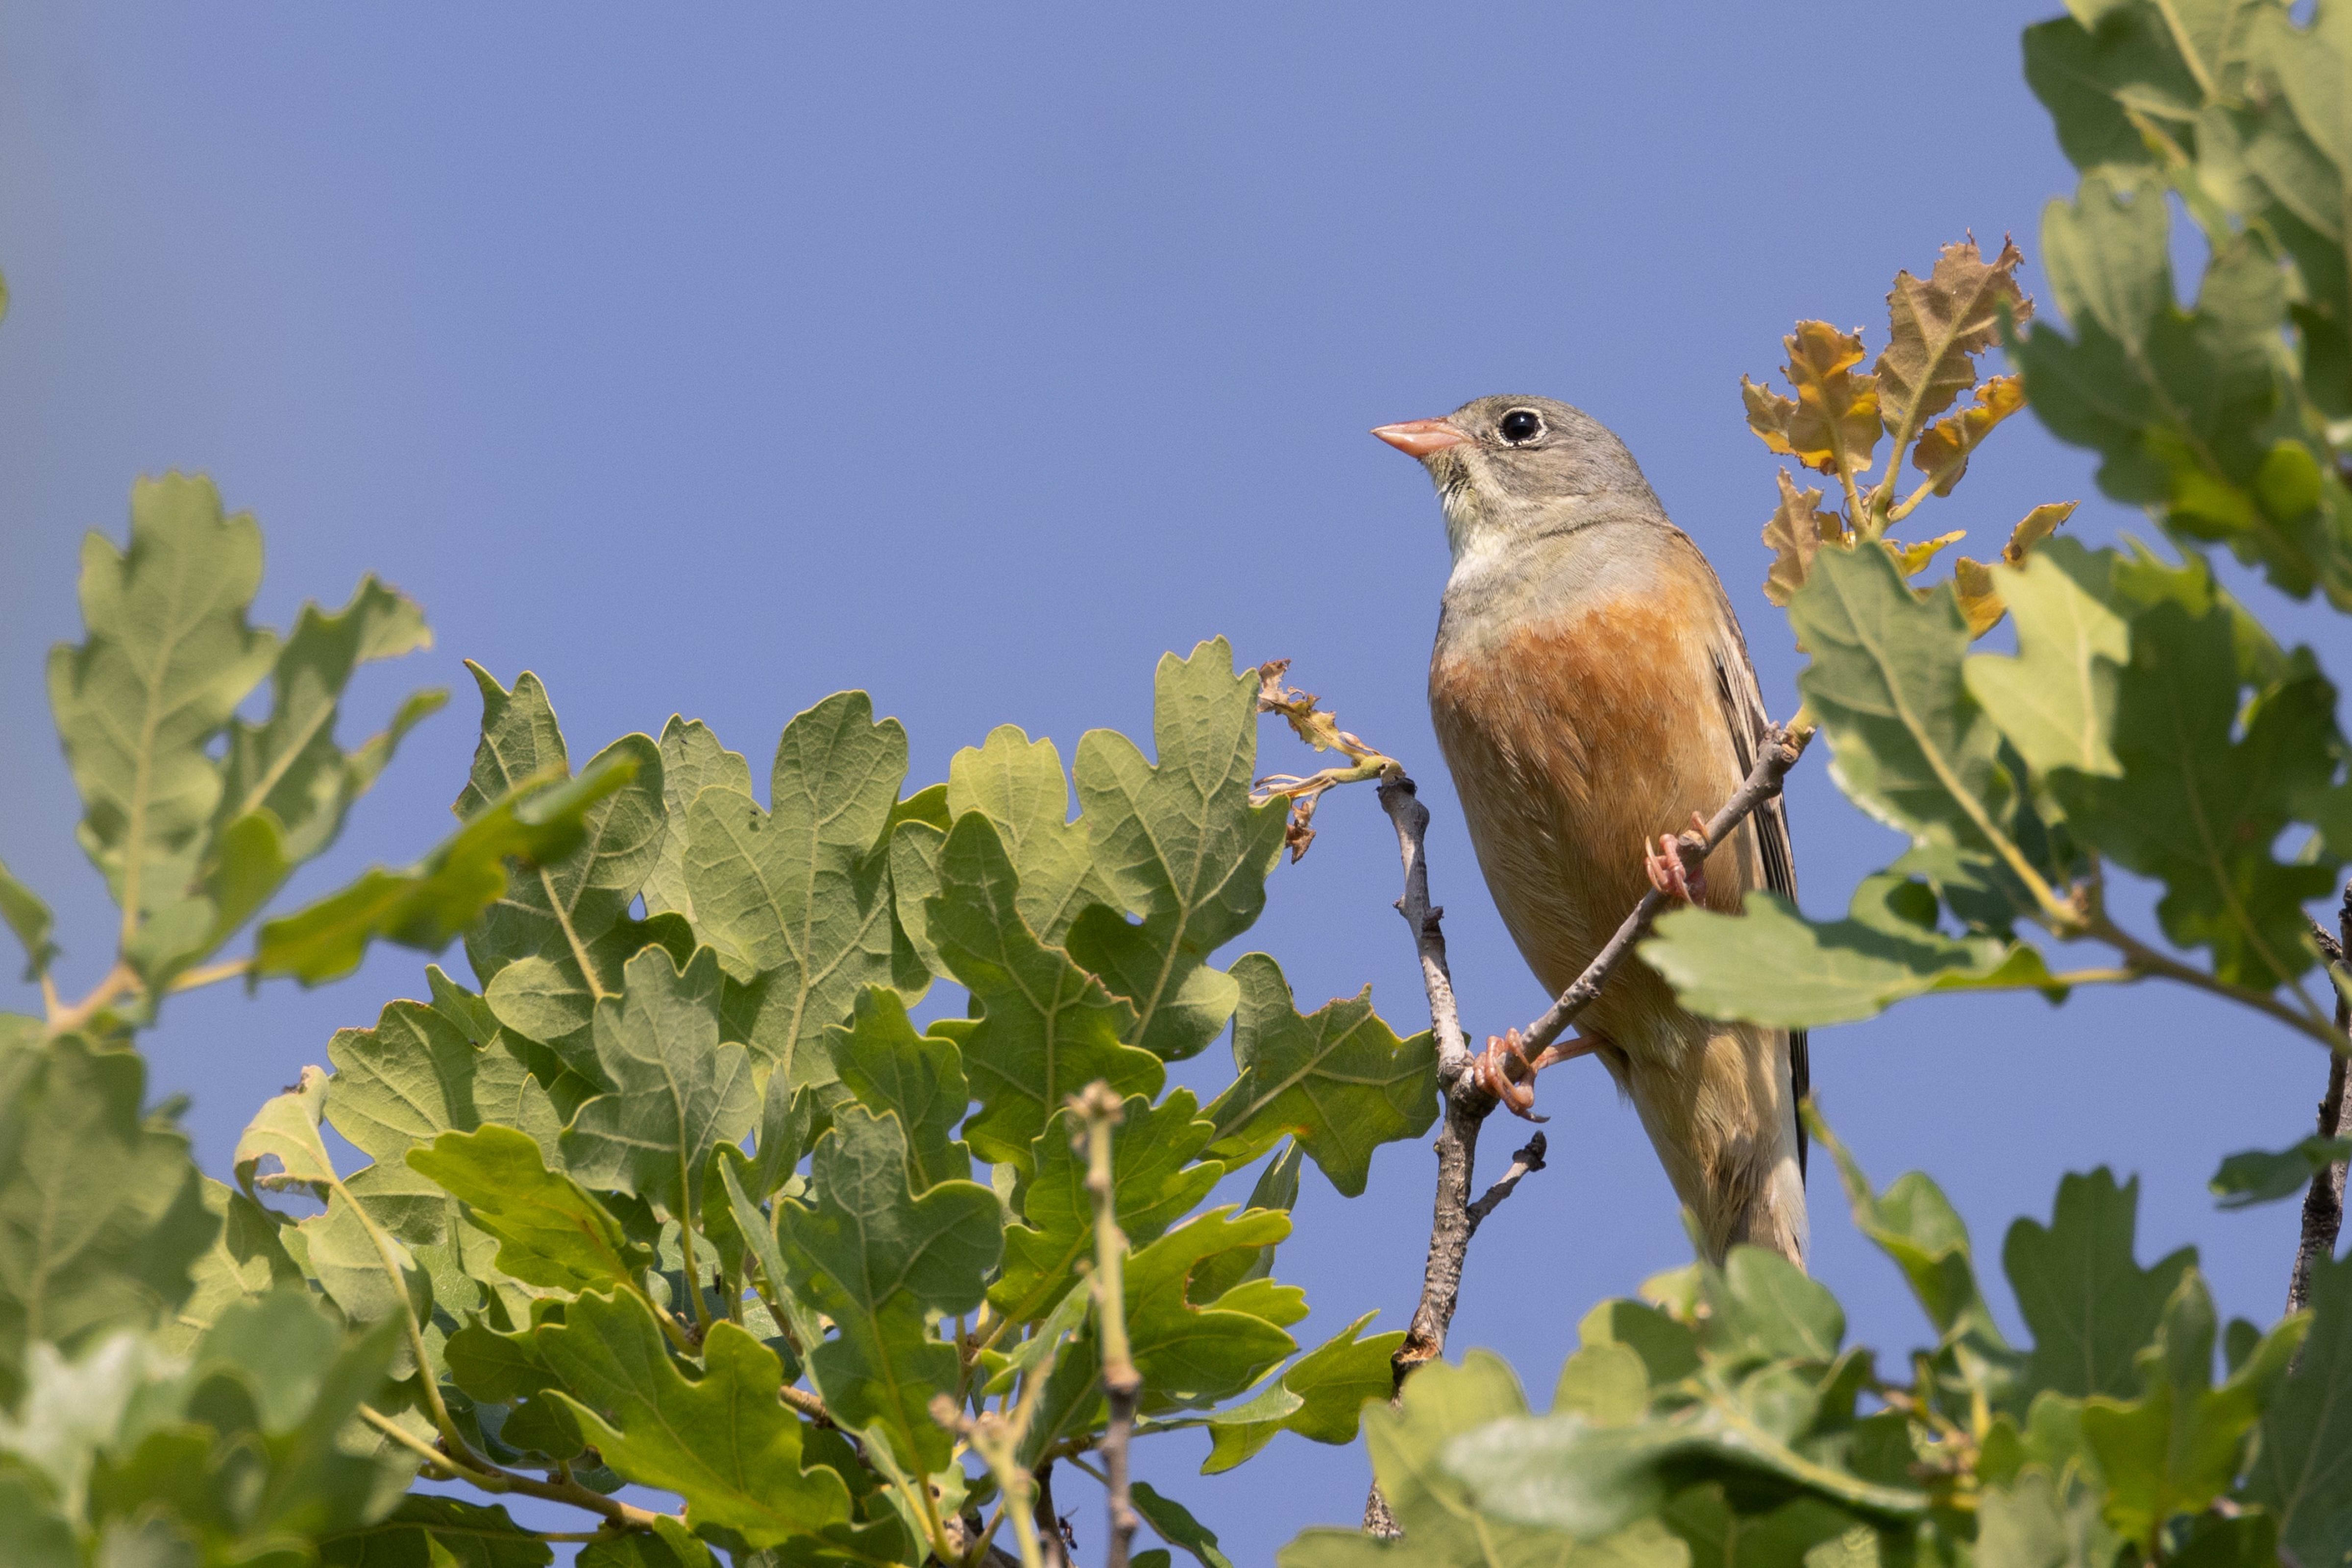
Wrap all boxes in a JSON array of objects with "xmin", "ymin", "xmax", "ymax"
[
  {"xmin": 2291, "ymin": 886, "xmax": 2352, "ymax": 1315},
  {"xmin": 1072, "ymin": 1082, "xmax": 1141, "ymax": 1568}
]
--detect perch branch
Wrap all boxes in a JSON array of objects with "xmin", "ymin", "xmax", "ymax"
[
  {"xmin": 2291, "ymin": 887, "xmax": 2352, "ymax": 1315},
  {"xmin": 1518, "ymin": 721, "xmax": 1813, "ymax": 1053}
]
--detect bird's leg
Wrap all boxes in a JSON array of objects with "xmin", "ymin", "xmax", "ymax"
[
  {"xmin": 1471, "ymin": 1027, "xmax": 1607, "ymax": 1122},
  {"xmin": 1643, "ymin": 812, "xmax": 1712, "ymax": 904}
]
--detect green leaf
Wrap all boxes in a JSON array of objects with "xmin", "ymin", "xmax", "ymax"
[
  {"xmin": 1790, "ymin": 544, "xmax": 2017, "ymax": 861},
  {"xmin": 830, "ymin": 986, "xmax": 970, "ymax": 1192},
  {"xmin": 683, "ymin": 691, "xmax": 915, "ymax": 1092},
  {"xmin": 778, "ymin": 1106, "xmax": 1001, "ymax": 1471},
  {"xmin": 0, "ymin": 860, "xmax": 58, "ymax": 982},
  {"xmin": 1067, "ymin": 638, "xmax": 1288, "ymax": 1062},
  {"xmin": 559, "ymin": 945, "xmax": 758, "ymax": 1222},
  {"xmin": 1202, "ymin": 954, "xmax": 1435, "ymax": 1198},
  {"xmin": 0, "ymin": 1038, "xmax": 211, "ymax": 1399},
  {"xmin": 2050, "ymin": 592, "xmax": 2341, "ymax": 991},
  {"xmin": 2209, "ymin": 1134, "xmax": 2352, "ymax": 1208},
  {"xmin": 1644, "ymin": 877, "xmax": 2057, "ymax": 1030},
  {"xmin": 1810, "ymin": 1114, "xmax": 2014, "ymax": 1410},
  {"xmin": 408, "ymin": 1125, "xmax": 652, "ymax": 1294},
  {"xmin": 949, "ymin": 724, "xmax": 1116, "ymax": 944},
  {"xmin": 1203, "ymin": 1312, "xmax": 1404, "ymax": 1472},
  {"xmin": 1975, "ymin": 1467, "xmax": 2118, "ymax": 1568},
  {"xmin": 1276, "ymin": 1351, "xmax": 1686, "ymax": 1568},
  {"xmin": 2004, "ymin": 1168, "xmax": 2195, "ymax": 1401},
  {"xmin": 234, "ymin": 1062, "xmax": 339, "ymax": 1196},
  {"xmin": 1962, "ymin": 542, "xmax": 2130, "ymax": 782},
  {"xmin": 213, "ymin": 573, "xmax": 443, "ymax": 897},
  {"xmin": 163, "ymin": 1180, "xmax": 303, "ymax": 1352},
  {"xmin": 45, "ymin": 474, "xmax": 278, "ymax": 967},
  {"xmin": 1126, "ymin": 1207, "xmax": 1299, "ymax": 1411},
  {"xmin": 641, "ymin": 716, "xmax": 750, "ymax": 927},
  {"xmin": 2080, "ymin": 1269, "xmax": 2306, "ymax": 1547},
  {"xmin": 991, "ymin": 1089, "xmax": 1222, "ymax": 1327},
  {"xmin": 457, "ymin": 667, "xmax": 677, "ymax": 1062},
  {"xmin": 537, "ymin": 1289, "xmax": 855, "ymax": 1548},
  {"xmin": 2247, "ymin": 1250, "xmax": 2352, "ymax": 1568},
  {"xmin": 254, "ymin": 757, "xmax": 636, "ymax": 986},
  {"xmin": 928, "ymin": 812, "xmax": 1163, "ymax": 1166},
  {"xmin": 1133, "ymin": 1481, "xmax": 1239, "ymax": 1568},
  {"xmin": 325, "ymin": 997, "xmax": 562, "ymax": 1167},
  {"xmin": 320, "ymin": 1495, "xmax": 554, "ymax": 1568}
]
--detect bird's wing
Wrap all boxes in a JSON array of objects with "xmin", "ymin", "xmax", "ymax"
[{"xmin": 1709, "ymin": 635, "xmax": 1808, "ymax": 1180}]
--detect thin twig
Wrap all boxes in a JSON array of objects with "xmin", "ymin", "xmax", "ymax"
[
  {"xmin": 1254, "ymin": 659, "xmax": 1404, "ymax": 861},
  {"xmin": 1519, "ymin": 721, "xmax": 1813, "ymax": 1053},
  {"xmin": 2290, "ymin": 887, "xmax": 2352, "ymax": 1315},
  {"xmin": 1464, "ymin": 1134, "xmax": 1548, "ymax": 1237},
  {"xmin": 1072, "ymin": 1083, "xmax": 1141, "ymax": 1568}
]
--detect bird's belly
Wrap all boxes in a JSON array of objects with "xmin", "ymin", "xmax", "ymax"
[{"xmin": 1428, "ymin": 595, "xmax": 1754, "ymax": 1057}]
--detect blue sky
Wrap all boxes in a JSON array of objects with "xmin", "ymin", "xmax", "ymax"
[{"xmin": 2, "ymin": 4, "xmax": 2346, "ymax": 1560}]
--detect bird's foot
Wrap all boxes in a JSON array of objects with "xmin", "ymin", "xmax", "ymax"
[
  {"xmin": 1643, "ymin": 813, "xmax": 1712, "ymax": 904},
  {"xmin": 1471, "ymin": 1028, "xmax": 1605, "ymax": 1122}
]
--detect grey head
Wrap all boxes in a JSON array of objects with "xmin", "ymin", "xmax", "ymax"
[{"xmin": 1372, "ymin": 394, "xmax": 1666, "ymax": 573}]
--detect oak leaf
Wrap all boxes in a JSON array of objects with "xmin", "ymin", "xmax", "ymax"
[
  {"xmin": 1911, "ymin": 374, "xmax": 2026, "ymax": 497},
  {"xmin": 1877, "ymin": 238, "xmax": 2032, "ymax": 444},
  {"xmin": 1761, "ymin": 470, "xmax": 1849, "ymax": 607},
  {"xmin": 1742, "ymin": 321, "xmax": 1881, "ymax": 480}
]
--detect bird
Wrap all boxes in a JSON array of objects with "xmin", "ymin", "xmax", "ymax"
[{"xmin": 1374, "ymin": 394, "xmax": 1809, "ymax": 1267}]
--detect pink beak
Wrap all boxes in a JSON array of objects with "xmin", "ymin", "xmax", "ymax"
[{"xmin": 1371, "ymin": 418, "xmax": 1472, "ymax": 459}]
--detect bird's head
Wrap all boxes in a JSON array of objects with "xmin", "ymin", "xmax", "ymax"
[{"xmin": 1373, "ymin": 394, "xmax": 1661, "ymax": 573}]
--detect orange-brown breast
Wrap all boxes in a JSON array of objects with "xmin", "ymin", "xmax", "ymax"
[{"xmin": 1428, "ymin": 564, "xmax": 1762, "ymax": 1064}]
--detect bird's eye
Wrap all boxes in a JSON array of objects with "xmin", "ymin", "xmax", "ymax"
[{"xmin": 1498, "ymin": 408, "xmax": 1544, "ymax": 444}]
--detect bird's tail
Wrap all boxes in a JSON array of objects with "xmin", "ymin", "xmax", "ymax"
[{"xmin": 1621, "ymin": 1020, "xmax": 1808, "ymax": 1269}]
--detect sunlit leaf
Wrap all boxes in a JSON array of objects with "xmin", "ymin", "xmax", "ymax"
[
  {"xmin": 949, "ymin": 724, "xmax": 1115, "ymax": 945},
  {"xmin": 539, "ymin": 1289, "xmax": 855, "ymax": 1548},
  {"xmin": 829, "ymin": 986, "xmax": 970, "ymax": 1194},
  {"xmin": 1202, "ymin": 954, "xmax": 1435, "ymax": 1198},
  {"xmin": 640, "ymin": 716, "xmax": 749, "ymax": 927},
  {"xmin": 1760, "ymin": 469, "xmax": 1848, "ymax": 608},
  {"xmin": 559, "ymin": 946, "xmax": 758, "ymax": 1223},
  {"xmin": 2209, "ymin": 1134, "xmax": 2352, "ymax": 1208},
  {"xmin": 1068, "ymin": 638, "xmax": 1287, "ymax": 1062},
  {"xmin": 1742, "ymin": 321, "xmax": 1881, "ymax": 481},
  {"xmin": 254, "ymin": 758, "xmax": 635, "ymax": 986},
  {"xmin": 1911, "ymin": 374, "xmax": 2026, "ymax": 497},
  {"xmin": 2004, "ymin": 1168, "xmax": 2195, "ymax": 1401},
  {"xmin": 408, "ymin": 1125, "xmax": 651, "ymax": 1295},
  {"xmin": 1877, "ymin": 239, "xmax": 2031, "ymax": 443},
  {"xmin": 777, "ymin": 1107, "xmax": 1001, "ymax": 1472}
]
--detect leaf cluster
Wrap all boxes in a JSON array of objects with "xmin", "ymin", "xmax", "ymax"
[
  {"xmin": 1283, "ymin": 1131, "xmax": 2348, "ymax": 1568},
  {"xmin": 0, "ymin": 493, "xmax": 1441, "ymax": 1566}
]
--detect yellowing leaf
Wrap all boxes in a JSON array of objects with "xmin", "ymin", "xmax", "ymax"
[
  {"xmin": 1760, "ymin": 469, "xmax": 1850, "ymax": 607},
  {"xmin": 2004, "ymin": 501, "xmax": 2077, "ymax": 566},
  {"xmin": 1743, "ymin": 321, "xmax": 1881, "ymax": 480},
  {"xmin": 1954, "ymin": 558, "xmax": 2006, "ymax": 638},
  {"xmin": 1884, "ymin": 530, "xmax": 1965, "ymax": 578},
  {"xmin": 1912, "ymin": 375, "xmax": 2027, "ymax": 496},
  {"xmin": 1949, "ymin": 506, "xmax": 2076, "ymax": 640},
  {"xmin": 1878, "ymin": 238, "xmax": 2033, "ymax": 443}
]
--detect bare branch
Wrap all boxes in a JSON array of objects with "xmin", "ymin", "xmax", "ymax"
[
  {"xmin": 2291, "ymin": 886, "xmax": 2352, "ymax": 1316},
  {"xmin": 1465, "ymin": 1133, "xmax": 1548, "ymax": 1236},
  {"xmin": 1519, "ymin": 721, "xmax": 1813, "ymax": 1053},
  {"xmin": 1072, "ymin": 1082, "xmax": 1141, "ymax": 1568}
]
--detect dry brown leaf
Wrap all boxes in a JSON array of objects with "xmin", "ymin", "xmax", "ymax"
[
  {"xmin": 1953, "ymin": 556, "xmax": 2006, "ymax": 638},
  {"xmin": 1911, "ymin": 375, "xmax": 2027, "ymax": 498},
  {"xmin": 1876, "ymin": 237, "xmax": 2032, "ymax": 444},
  {"xmin": 1760, "ymin": 468, "xmax": 1850, "ymax": 606},
  {"xmin": 1743, "ymin": 321, "xmax": 1881, "ymax": 480},
  {"xmin": 2002, "ymin": 501, "xmax": 2077, "ymax": 565}
]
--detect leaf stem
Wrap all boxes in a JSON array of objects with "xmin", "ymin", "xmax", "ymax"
[
  {"xmin": 2093, "ymin": 916, "xmax": 2344, "ymax": 1052},
  {"xmin": 356, "ymin": 1402, "xmax": 673, "ymax": 1534},
  {"xmin": 166, "ymin": 956, "xmax": 251, "ymax": 993},
  {"xmin": 48, "ymin": 961, "xmax": 139, "ymax": 1035}
]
